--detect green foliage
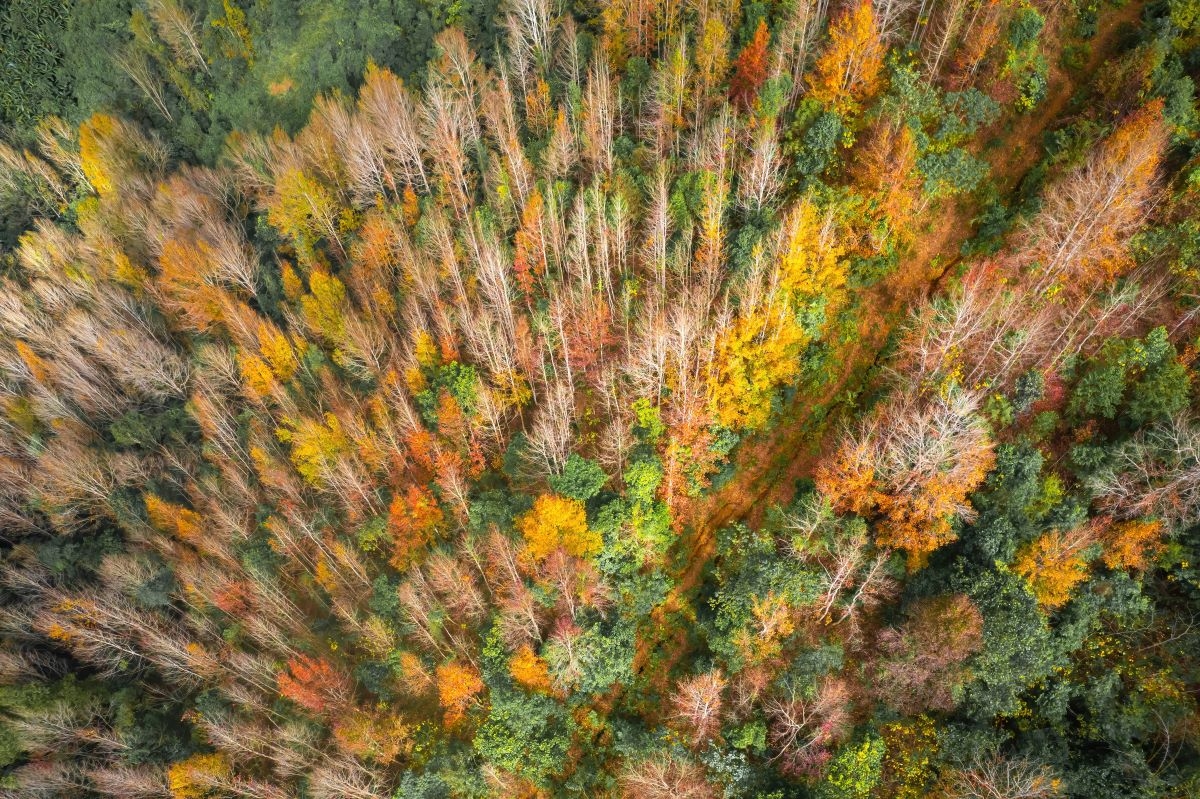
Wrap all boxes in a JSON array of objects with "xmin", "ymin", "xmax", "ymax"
[
  {"xmin": 0, "ymin": 0, "xmax": 70, "ymax": 134},
  {"xmin": 623, "ymin": 458, "xmax": 663, "ymax": 506},
  {"xmin": 791, "ymin": 108, "xmax": 843, "ymax": 178},
  {"xmin": 549, "ymin": 453, "xmax": 608, "ymax": 501},
  {"xmin": 473, "ymin": 688, "xmax": 574, "ymax": 786},
  {"xmin": 817, "ymin": 735, "xmax": 885, "ymax": 799},
  {"xmin": 415, "ymin": 361, "xmax": 479, "ymax": 423},
  {"xmin": 1068, "ymin": 327, "xmax": 1192, "ymax": 426}
]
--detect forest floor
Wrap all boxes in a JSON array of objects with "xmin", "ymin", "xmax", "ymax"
[{"xmin": 620, "ymin": 0, "xmax": 1148, "ymax": 699}]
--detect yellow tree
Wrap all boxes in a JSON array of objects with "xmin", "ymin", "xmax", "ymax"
[
  {"xmin": 516, "ymin": 494, "xmax": 601, "ymax": 563},
  {"xmin": 778, "ymin": 200, "xmax": 848, "ymax": 311},
  {"xmin": 707, "ymin": 310, "xmax": 808, "ymax": 430},
  {"xmin": 276, "ymin": 413, "xmax": 351, "ymax": 487},
  {"xmin": 806, "ymin": 0, "xmax": 885, "ymax": 116},
  {"xmin": 167, "ymin": 752, "xmax": 232, "ymax": 799}
]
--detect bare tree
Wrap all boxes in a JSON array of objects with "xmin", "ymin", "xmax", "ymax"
[
  {"xmin": 942, "ymin": 753, "xmax": 1064, "ymax": 799},
  {"xmin": 670, "ymin": 670, "xmax": 727, "ymax": 747}
]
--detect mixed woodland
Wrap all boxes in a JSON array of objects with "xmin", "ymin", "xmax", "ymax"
[{"xmin": 1, "ymin": 0, "xmax": 1200, "ymax": 796}]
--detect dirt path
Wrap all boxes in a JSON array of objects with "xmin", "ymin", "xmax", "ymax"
[{"xmin": 621, "ymin": 0, "xmax": 1148, "ymax": 694}]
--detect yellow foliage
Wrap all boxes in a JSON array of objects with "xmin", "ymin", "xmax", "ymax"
[
  {"xmin": 516, "ymin": 494, "xmax": 600, "ymax": 562},
  {"xmin": 414, "ymin": 330, "xmax": 440, "ymax": 368},
  {"xmin": 211, "ymin": 0, "xmax": 254, "ymax": 64},
  {"xmin": 270, "ymin": 169, "xmax": 337, "ymax": 243},
  {"xmin": 707, "ymin": 310, "xmax": 809, "ymax": 430},
  {"xmin": 168, "ymin": 752, "xmax": 232, "ymax": 799},
  {"xmin": 79, "ymin": 114, "xmax": 117, "ymax": 195},
  {"xmin": 276, "ymin": 413, "xmax": 351, "ymax": 486},
  {"xmin": 258, "ymin": 321, "xmax": 298, "ymax": 381},
  {"xmin": 280, "ymin": 260, "xmax": 304, "ymax": 301},
  {"xmin": 314, "ymin": 558, "xmax": 338, "ymax": 593},
  {"xmin": 237, "ymin": 351, "xmax": 277, "ymax": 399},
  {"xmin": 301, "ymin": 270, "xmax": 348, "ymax": 342},
  {"xmin": 779, "ymin": 200, "xmax": 848, "ymax": 310}
]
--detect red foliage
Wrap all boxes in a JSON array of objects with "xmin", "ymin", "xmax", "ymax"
[
  {"xmin": 277, "ymin": 655, "xmax": 350, "ymax": 715},
  {"xmin": 729, "ymin": 20, "xmax": 771, "ymax": 110}
]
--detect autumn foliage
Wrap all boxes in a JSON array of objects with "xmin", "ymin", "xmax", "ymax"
[
  {"xmin": 277, "ymin": 655, "xmax": 351, "ymax": 715},
  {"xmin": 517, "ymin": 494, "xmax": 600, "ymax": 563},
  {"xmin": 0, "ymin": 1, "xmax": 1195, "ymax": 796}
]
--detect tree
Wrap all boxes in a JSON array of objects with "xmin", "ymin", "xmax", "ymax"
[
  {"xmin": 874, "ymin": 594, "xmax": 984, "ymax": 713},
  {"xmin": 765, "ymin": 676, "xmax": 853, "ymax": 778},
  {"xmin": 516, "ymin": 494, "xmax": 601, "ymax": 563},
  {"xmin": 729, "ymin": 20, "xmax": 771, "ymax": 111},
  {"xmin": 1012, "ymin": 527, "xmax": 1095, "ymax": 608},
  {"xmin": 509, "ymin": 644, "xmax": 554, "ymax": 694},
  {"xmin": 389, "ymin": 484, "xmax": 445, "ymax": 570},
  {"xmin": 706, "ymin": 309, "xmax": 809, "ymax": 430},
  {"xmin": 277, "ymin": 655, "xmax": 351, "ymax": 715},
  {"xmin": 940, "ymin": 753, "xmax": 1064, "ymax": 799},
  {"xmin": 807, "ymin": 0, "xmax": 886, "ymax": 116},
  {"xmin": 1026, "ymin": 100, "xmax": 1168, "ymax": 291},
  {"xmin": 818, "ymin": 735, "xmax": 885, "ymax": 799},
  {"xmin": 167, "ymin": 752, "xmax": 232, "ymax": 799},
  {"xmin": 1099, "ymin": 518, "xmax": 1164, "ymax": 571},
  {"xmin": 436, "ymin": 660, "xmax": 485, "ymax": 727},
  {"xmin": 778, "ymin": 199, "xmax": 849, "ymax": 309},
  {"xmin": 619, "ymin": 755, "xmax": 718, "ymax": 799},
  {"xmin": 817, "ymin": 392, "xmax": 996, "ymax": 567},
  {"xmin": 670, "ymin": 670, "xmax": 726, "ymax": 747},
  {"xmin": 548, "ymin": 453, "xmax": 608, "ymax": 501}
]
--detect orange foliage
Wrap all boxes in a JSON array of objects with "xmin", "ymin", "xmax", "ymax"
[
  {"xmin": 1101, "ymin": 518, "xmax": 1164, "ymax": 571},
  {"xmin": 807, "ymin": 0, "xmax": 885, "ymax": 116},
  {"xmin": 814, "ymin": 440, "xmax": 880, "ymax": 516},
  {"xmin": 850, "ymin": 121, "xmax": 921, "ymax": 244},
  {"xmin": 436, "ymin": 660, "xmax": 485, "ymax": 727},
  {"xmin": 874, "ymin": 449, "xmax": 995, "ymax": 569},
  {"xmin": 816, "ymin": 398, "xmax": 996, "ymax": 568},
  {"xmin": 158, "ymin": 235, "xmax": 227, "ymax": 332},
  {"xmin": 729, "ymin": 20, "xmax": 771, "ymax": 111},
  {"xmin": 513, "ymin": 189, "xmax": 546, "ymax": 297},
  {"xmin": 277, "ymin": 655, "xmax": 349, "ymax": 715},
  {"xmin": 1014, "ymin": 529, "xmax": 1095, "ymax": 608},
  {"xmin": 145, "ymin": 494, "xmax": 205, "ymax": 548},
  {"xmin": 389, "ymin": 484, "xmax": 445, "ymax": 570},
  {"xmin": 509, "ymin": 644, "xmax": 554, "ymax": 693},
  {"xmin": 516, "ymin": 494, "xmax": 601, "ymax": 563}
]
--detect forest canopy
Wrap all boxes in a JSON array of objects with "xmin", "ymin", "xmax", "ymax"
[{"xmin": 0, "ymin": 0, "xmax": 1199, "ymax": 797}]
